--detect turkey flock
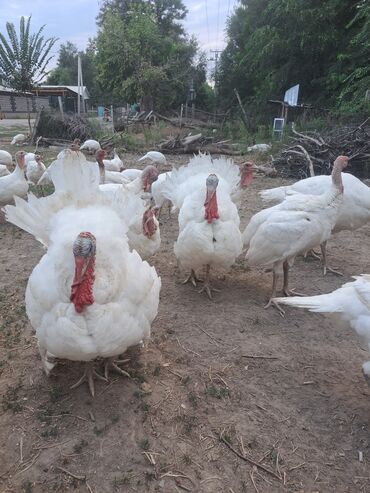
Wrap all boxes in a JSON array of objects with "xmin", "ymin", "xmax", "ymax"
[{"xmin": 1, "ymin": 137, "xmax": 370, "ymax": 396}]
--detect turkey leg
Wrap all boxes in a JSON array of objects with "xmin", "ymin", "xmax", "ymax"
[
  {"xmin": 264, "ymin": 270, "xmax": 285, "ymax": 316},
  {"xmin": 183, "ymin": 269, "xmax": 202, "ymax": 287},
  {"xmin": 320, "ymin": 241, "xmax": 343, "ymax": 276},
  {"xmin": 198, "ymin": 264, "xmax": 220, "ymax": 300},
  {"xmin": 70, "ymin": 361, "xmax": 107, "ymax": 397}
]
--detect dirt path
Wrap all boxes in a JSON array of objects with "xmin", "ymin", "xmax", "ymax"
[{"xmin": 0, "ymin": 155, "xmax": 370, "ymax": 492}]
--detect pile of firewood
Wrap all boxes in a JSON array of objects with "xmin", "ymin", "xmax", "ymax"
[
  {"xmin": 272, "ymin": 118, "xmax": 370, "ymax": 179},
  {"xmin": 158, "ymin": 133, "xmax": 242, "ymax": 156}
]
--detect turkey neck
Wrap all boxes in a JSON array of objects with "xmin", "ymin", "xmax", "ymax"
[
  {"xmin": 97, "ymin": 158, "xmax": 106, "ymax": 184},
  {"xmin": 331, "ymin": 160, "xmax": 344, "ymax": 195}
]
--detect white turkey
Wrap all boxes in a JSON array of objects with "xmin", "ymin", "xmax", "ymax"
[
  {"xmin": 260, "ymin": 169, "xmax": 370, "ymax": 233},
  {"xmin": 138, "ymin": 151, "xmax": 167, "ymax": 167},
  {"xmin": 274, "ymin": 275, "xmax": 370, "ymax": 384},
  {"xmin": 244, "ymin": 156, "xmax": 348, "ymax": 315},
  {"xmin": 121, "ymin": 168, "xmax": 142, "ymax": 182},
  {"xmin": 151, "ymin": 171, "xmax": 173, "ymax": 218},
  {"xmin": 26, "ymin": 155, "xmax": 46, "ymax": 186},
  {"xmin": 247, "ymin": 143, "xmax": 271, "ymax": 153},
  {"xmin": 99, "ymin": 164, "xmax": 159, "ymax": 197},
  {"xmin": 11, "ymin": 133, "xmax": 27, "ymax": 146},
  {"xmin": 0, "ymin": 151, "xmax": 28, "ymax": 207},
  {"xmin": 25, "ymin": 152, "xmax": 36, "ymax": 165},
  {"xmin": 38, "ymin": 140, "xmax": 83, "ymax": 187},
  {"xmin": 126, "ymin": 201, "xmax": 161, "ymax": 259},
  {"xmin": 95, "ymin": 150, "xmax": 129, "ymax": 185},
  {"xmin": 163, "ymin": 154, "xmax": 245, "ymax": 298},
  {"xmin": 57, "ymin": 139, "xmax": 81, "ymax": 159},
  {"xmin": 0, "ymin": 165, "xmax": 10, "ymax": 178},
  {"xmin": 103, "ymin": 149, "xmax": 124, "ymax": 172},
  {"xmin": 80, "ymin": 139, "xmax": 101, "ymax": 153},
  {"xmin": 3, "ymin": 150, "xmax": 161, "ymax": 396},
  {"xmin": 0, "ymin": 150, "xmax": 12, "ymax": 166}
]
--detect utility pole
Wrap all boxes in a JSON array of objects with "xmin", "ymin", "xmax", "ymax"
[
  {"xmin": 210, "ymin": 49, "xmax": 222, "ymax": 121},
  {"xmin": 77, "ymin": 55, "xmax": 84, "ymax": 115}
]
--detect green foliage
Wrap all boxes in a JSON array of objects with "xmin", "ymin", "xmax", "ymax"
[
  {"xmin": 95, "ymin": 1, "xmax": 206, "ymax": 110},
  {"xmin": 46, "ymin": 40, "xmax": 101, "ymax": 103},
  {"xmin": 0, "ymin": 16, "xmax": 57, "ymax": 92},
  {"xmin": 217, "ymin": 0, "xmax": 367, "ymax": 119}
]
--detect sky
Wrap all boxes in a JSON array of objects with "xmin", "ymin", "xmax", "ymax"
[{"xmin": 0, "ymin": 0, "xmax": 239, "ymax": 71}]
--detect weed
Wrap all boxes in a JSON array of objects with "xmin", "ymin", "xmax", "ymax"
[
  {"xmin": 22, "ymin": 480, "xmax": 33, "ymax": 493},
  {"xmin": 139, "ymin": 438, "xmax": 150, "ymax": 450},
  {"xmin": 113, "ymin": 472, "xmax": 133, "ymax": 490},
  {"xmin": 205, "ymin": 384, "xmax": 230, "ymax": 399},
  {"xmin": 188, "ymin": 391, "xmax": 198, "ymax": 409},
  {"xmin": 49, "ymin": 386, "xmax": 63, "ymax": 403},
  {"xmin": 41, "ymin": 426, "xmax": 59, "ymax": 438},
  {"xmin": 2, "ymin": 381, "xmax": 24, "ymax": 413},
  {"xmin": 73, "ymin": 439, "xmax": 88, "ymax": 454},
  {"xmin": 182, "ymin": 453, "xmax": 192, "ymax": 465}
]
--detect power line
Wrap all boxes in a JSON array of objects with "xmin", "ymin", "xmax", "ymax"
[
  {"xmin": 204, "ymin": 0, "xmax": 210, "ymax": 45},
  {"xmin": 216, "ymin": 0, "xmax": 221, "ymax": 47}
]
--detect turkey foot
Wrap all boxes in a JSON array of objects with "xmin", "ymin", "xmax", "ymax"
[
  {"xmin": 265, "ymin": 270, "xmax": 285, "ymax": 316},
  {"xmin": 104, "ymin": 357, "xmax": 131, "ymax": 380},
  {"xmin": 183, "ymin": 269, "xmax": 202, "ymax": 287},
  {"xmin": 323, "ymin": 265, "xmax": 343, "ymax": 277},
  {"xmin": 198, "ymin": 282, "xmax": 220, "ymax": 300},
  {"xmin": 70, "ymin": 362, "xmax": 107, "ymax": 397},
  {"xmin": 198, "ymin": 264, "xmax": 220, "ymax": 300},
  {"xmin": 264, "ymin": 297, "xmax": 285, "ymax": 317},
  {"xmin": 321, "ymin": 241, "xmax": 343, "ymax": 276},
  {"xmin": 283, "ymin": 288, "xmax": 306, "ymax": 297},
  {"xmin": 304, "ymin": 249, "xmax": 321, "ymax": 261}
]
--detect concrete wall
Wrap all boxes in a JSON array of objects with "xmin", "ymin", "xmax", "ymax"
[{"xmin": 0, "ymin": 92, "xmax": 50, "ymax": 118}]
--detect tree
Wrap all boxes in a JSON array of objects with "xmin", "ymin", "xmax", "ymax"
[
  {"xmin": 216, "ymin": 0, "xmax": 361, "ymax": 121},
  {"xmin": 46, "ymin": 41, "xmax": 100, "ymax": 103},
  {"xmin": 0, "ymin": 16, "xmax": 57, "ymax": 131},
  {"xmin": 95, "ymin": 2, "xmax": 201, "ymax": 111}
]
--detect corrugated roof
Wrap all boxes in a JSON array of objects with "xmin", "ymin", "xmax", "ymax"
[{"xmin": 36, "ymin": 85, "xmax": 90, "ymax": 99}]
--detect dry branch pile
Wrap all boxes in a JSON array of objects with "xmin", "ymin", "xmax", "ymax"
[
  {"xmin": 158, "ymin": 133, "xmax": 242, "ymax": 155},
  {"xmin": 33, "ymin": 109, "xmax": 95, "ymax": 143},
  {"xmin": 273, "ymin": 119, "xmax": 370, "ymax": 179}
]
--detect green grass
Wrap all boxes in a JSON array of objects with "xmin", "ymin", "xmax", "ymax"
[{"xmin": 205, "ymin": 384, "xmax": 230, "ymax": 399}]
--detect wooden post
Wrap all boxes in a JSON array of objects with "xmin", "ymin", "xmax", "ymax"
[
  {"xmin": 179, "ymin": 104, "xmax": 183, "ymax": 128},
  {"xmin": 58, "ymin": 96, "xmax": 64, "ymax": 118},
  {"xmin": 234, "ymin": 89, "xmax": 248, "ymax": 129}
]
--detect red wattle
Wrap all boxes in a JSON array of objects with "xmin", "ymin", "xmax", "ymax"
[
  {"xmin": 143, "ymin": 209, "xmax": 157, "ymax": 237},
  {"xmin": 70, "ymin": 256, "xmax": 95, "ymax": 313},
  {"xmin": 204, "ymin": 190, "xmax": 219, "ymax": 223},
  {"xmin": 143, "ymin": 177, "xmax": 149, "ymax": 192},
  {"xmin": 240, "ymin": 169, "xmax": 253, "ymax": 188}
]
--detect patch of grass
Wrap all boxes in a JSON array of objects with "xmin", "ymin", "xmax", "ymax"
[
  {"xmin": 205, "ymin": 384, "xmax": 230, "ymax": 399},
  {"xmin": 73, "ymin": 439, "xmax": 88, "ymax": 454},
  {"xmin": 2, "ymin": 381, "xmax": 24, "ymax": 413},
  {"xmin": 49, "ymin": 386, "xmax": 63, "ymax": 403},
  {"xmin": 133, "ymin": 390, "xmax": 144, "ymax": 399},
  {"xmin": 220, "ymin": 433, "xmax": 233, "ymax": 444},
  {"xmin": 188, "ymin": 391, "xmax": 198, "ymax": 409},
  {"xmin": 41, "ymin": 425, "xmax": 59, "ymax": 438},
  {"xmin": 140, "ymin": 402, "xmax": 150, "ymax": 412},
  {"xmin": 22, "ymin": 480, "xmax": 33, "ymax": 493},
  {"xmin": 139, "ymin": 438, "xmax": 150, "ymax": 450},
  {"xmin": 37, "ymin": 404, "xmax": 55, "ymax": 424},
  {"xmin": 113, "ymin": 472, "xmax": 134, "ymax": 490},
  {"xmin": 182, "ymin": 453, "xmax": 192, "ymax": 465}
]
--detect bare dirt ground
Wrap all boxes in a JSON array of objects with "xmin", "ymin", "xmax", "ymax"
[{"xmin": 0, "ymin": 145, "xmax": 370, "ymax": 493}]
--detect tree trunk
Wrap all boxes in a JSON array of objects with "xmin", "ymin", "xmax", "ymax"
[{"xmin": 26, "ymin": 96, "xmax": 32, "ymax": 134}]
